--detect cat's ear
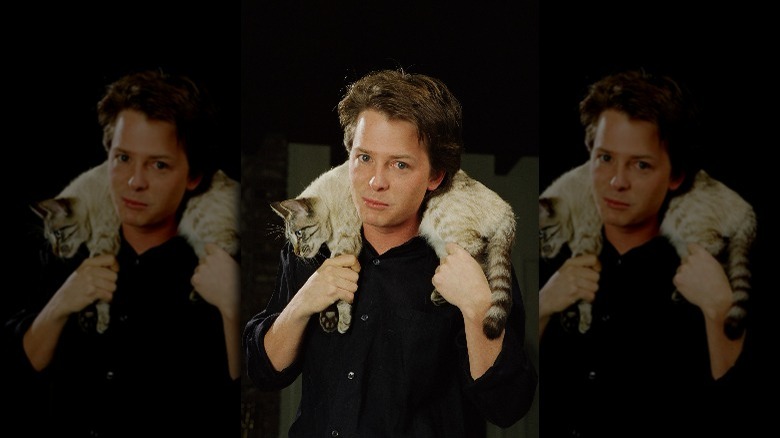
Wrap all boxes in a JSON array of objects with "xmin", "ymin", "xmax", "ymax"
[
  {"xmin": 31, "ymin": 198, "xmax": 72, "ymax": 220},
  {"xmin": 272, "ymin": 198, "xmax": 315, "ymax": 220},
  {"xmin": 270, "ymin": 201, "xmax": 289, "ymax": 220},
  {"xmin": 539, "ymin": 197, "xmax": 556, "ymax": 220},
  {"xmin": 271, "ymin": 198, "xmax": 316, "ymax": 220}
]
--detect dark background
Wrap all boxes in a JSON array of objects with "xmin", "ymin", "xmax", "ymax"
[
  {"xmin": 5, "ymin": 1, "xmax": 775, "ymax": 435},
  {"xmin": 245, "ymin": 1, "xmax": 540, "ymax": 173},
  {"xmin": 9, "ymin": 3, "xmax": 240, "ymax": 274}
]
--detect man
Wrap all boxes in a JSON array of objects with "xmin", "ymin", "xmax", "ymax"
[
  {"xmin": 539, "ymin": 70, "xmax": 747, "ymax": 437},
  {"xmin": 7, "ymin": 70, "xmax": 239, "ymax": 437},
  {"xmin": 244, "ymin": 69, "xmax": 537, "ymax": 437}
]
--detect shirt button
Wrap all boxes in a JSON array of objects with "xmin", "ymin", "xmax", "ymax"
[
  {"xmin": 372, "ymin": 258, "xmax": 380, "ymax": 266},
  {"xmin": 588, "ymin": 371, "xmax": 596, "ymax": 380},
  {"xmin": 106, "ymin": 371, "xmax": 115, "ymax": 380},
  {"xmin": 119, "ymin": 315, "xmax": 129, "ymax": 323},
  {"xmin": 331, "ymin": 430, "xmax": 339, "ymax": 437},
  {"xmin": 601, "ymin": 314, "xmax": 610, "ymax": 323},
  {"xmin": 360, "ymin": 314, "xmax": 369, "ymax": 322},
  {"xmin": 347, "ymin": 371, "xmax": 355, "ymax": 380},
  {"xmin": 135, "ymin": 258, "xmax": 140, "ymax": 265}
]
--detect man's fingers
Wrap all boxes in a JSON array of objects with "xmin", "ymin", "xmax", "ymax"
[
  {"xmin": 685, "ymin": 242, "xmax": 706, "ymax": 257},
  {"xmin": 327, "ymin": 254, "xmax": 360, "ymax": 268},
  {"xmin": 566, "ymin": 254, "xmax": 601, "ymax": 270},
  {"xmin": 85, "ymin": 254, "xmax": 119, "ymax": 270}
]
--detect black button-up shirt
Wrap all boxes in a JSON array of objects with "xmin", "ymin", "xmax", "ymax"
[
  {"xmin": 6, "ymin": 234, "xmax": 238, "ymax": 437},
  {"xmin": 245, "ymin": 236, "xmax": 537, "ymax": 438},
  {"xmin": 540, "ymin": 235, "xmax": 744, "ymax": 437}
]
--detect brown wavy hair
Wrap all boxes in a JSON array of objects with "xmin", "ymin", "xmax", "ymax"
[
  {"xmin": 580, "ymin": 69, "xmax": 700, "ymax": 192},
  {"xmin": 337, "ymin": 69, "xmax": 463, "ymax": 197},
  {"xmin": 97, "ymin": 69, "xmax": 218, "ymax": 195}
]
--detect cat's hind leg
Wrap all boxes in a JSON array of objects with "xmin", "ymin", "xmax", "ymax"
[
  {"xmin": 88, "ymin": 238, "xmax": 119, "ymax": 335},
  {"xmin": 577, "ymin": 301, "xmax": 592, "ymax": 334},
  {"xmin": 96, "ymin": 301, "xmax": 110, "ymax": 334}
]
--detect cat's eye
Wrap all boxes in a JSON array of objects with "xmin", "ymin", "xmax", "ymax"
[
  {"xmin": 295, "ymin": 230, "xmax": 303, "ymax": 237},
  {"xmin": 53, "ymin": 230, "xmax": 62, "ymax": 239}
]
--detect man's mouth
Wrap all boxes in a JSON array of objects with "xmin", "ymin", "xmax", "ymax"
[
  {"xmin": 122, "ymin": 197, "xmax": 148, "ymax": 209},
  {"xmin": 603, "ymin": 197, "xmax": 629, "ymax": 209},
  {"xmin": 362, "ymin": 197, "xmax": 388, "ymax": 209}
]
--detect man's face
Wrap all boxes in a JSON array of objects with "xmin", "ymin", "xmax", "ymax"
[
  {"xmin": 348, "ymin": 109, "xmax": 443, "ymax": 236},
  {"xmin": 108, "ymin": 109, "xmax": 200, "ymax": 234},
  {"xmin": 590, "ymin": 109, "xmax": 682, "ymax": 235}
]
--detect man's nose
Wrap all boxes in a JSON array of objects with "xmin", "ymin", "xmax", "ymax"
[
  {"xmin": 128, "ymin": 165, "xmax": 148, "ymax": 190},
  {"xmin": 369, "ymin": 168, "xmax": 388, "ymax": 191},
  {"xmin": 609, "ymin": 166, "xmax": 629, "ymax": 190}
]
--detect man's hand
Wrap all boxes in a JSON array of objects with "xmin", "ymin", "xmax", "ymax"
[
  {"xmin": 191, "ymin": 243, "xmax": 240, "ymax": 319},
  {"xmin": 432, "ymin": 243, "xmax": 491, "ymax": 322},
  {"xmin": 539, "ymin": 254, "xmax": 601, "ymax": 321},
  {"xmin": 673, "ymin": 243, "xmax": 732, "ymax": 321},
  {"xmin": 52, "ymin": 254, "xmax": 119, "ymax": 318},
  {"xmin": 289, "ymin": 254, "xmax": 361, "ymax": 320}
]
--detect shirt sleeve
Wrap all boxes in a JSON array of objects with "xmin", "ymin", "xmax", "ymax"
[
  {"xmin": 243, "ymin": 242, "xmax": 320, "ymax": 391},
  {"xmin": 459, "ymin": 267, "xmax": 538, "ymax": 428},
  {"xmin": 4, "ymin": 246, "xmax": 83, "ymax": 377}
]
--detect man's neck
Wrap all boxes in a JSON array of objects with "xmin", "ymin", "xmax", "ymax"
[
  {"xmin": 362, "ymin": 222, "xmax": 420, "ymax": 255},
  {"xmin": 122, "ymin": 223, "xmax": 178, "ymax": 255},
  {"xmin": 604, "ymin": 223, "xmax": 660, "ymax": 255}
]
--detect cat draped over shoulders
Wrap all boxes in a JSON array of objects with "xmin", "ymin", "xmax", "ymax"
[
  {"xmin": 31, "ymin": 160, "xmax": 240, "ymax": 334},
  {"xmin": 272, "ymin": 161, "xmax": 516, "ymax": 339},
  {"xmin": 539, "ymin": 161, "xmax": 756, "ymax": 340}
]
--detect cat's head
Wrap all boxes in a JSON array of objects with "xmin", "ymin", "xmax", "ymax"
[
  {"xmin": 539, "ymin": 196, "xmax": 571, "ymax": 260},
  {"xmin": 271, "ymin": 197, "xmax": 331, "ymax": 259},
  {"xmin": 30, "ymin": 197, "xmax": 90, "ymax": 259}
]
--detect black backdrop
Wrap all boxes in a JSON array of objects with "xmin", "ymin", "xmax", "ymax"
[{"xmin": 4, "ymin": 1, "xmax": 775, "ymax": 435}]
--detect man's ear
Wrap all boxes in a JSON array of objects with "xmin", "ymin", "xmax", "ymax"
[
  {"xmin": 427, "ymin": 169, "xmax": 445, "ymax": 191},
  {"xmin": 669, "ymin": 171, "xmax": 685, "ymax": 192},
  {"xmin": 187, "ymin": 173, "xmax": 204, "ymax": 191}
]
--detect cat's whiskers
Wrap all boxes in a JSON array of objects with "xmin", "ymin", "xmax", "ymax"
[{"xmin": 264, "ymin": 223, "xmax": 286, "ymax": 240}]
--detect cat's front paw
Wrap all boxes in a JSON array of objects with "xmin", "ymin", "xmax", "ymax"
[
  {"xmin": 319, "ymin": 306, "xmax": 338, "ymax": 333},
  {"xmin": 560, "ymin": 305, "xmax": 579, "ymax": 333},
  {"xmin": 430, "ymin": 289, "xmax": 448, "ymax": 306}
]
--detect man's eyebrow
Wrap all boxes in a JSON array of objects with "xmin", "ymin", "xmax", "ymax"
[
  {"xmin": 354, "ymin": 147, "xmax": 416, "ymax": 161},
  {"xmin": 110, "ymin": 148, "xmax": 174, "ymax": 160},
  {"xmin": 593, "ymin": 146, "xmax": 656, "ymax": 160}
]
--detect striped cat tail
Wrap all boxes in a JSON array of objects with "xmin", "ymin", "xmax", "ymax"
[
  {"xmin": 723, "ymin": 207, "xmax": 757, "ymax": 340},
  {"xmin": 482, "ymin": 209, "xmax": 517, "ymax": 340}
]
